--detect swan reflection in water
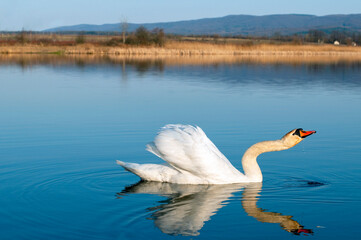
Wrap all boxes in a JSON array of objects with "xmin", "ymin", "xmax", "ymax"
[{"xmin": 117, "ymin": 182, "xmax": 313, "ymax": 236}]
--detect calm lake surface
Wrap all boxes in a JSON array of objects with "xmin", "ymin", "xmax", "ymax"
[{"xmin": 1, "ymin": 56, "xmax": 361, "ymax": 239}]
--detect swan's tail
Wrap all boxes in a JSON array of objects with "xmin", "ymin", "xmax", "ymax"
[
  {"xmin": 116, "ymin": 160, "xmax": 141, "ymax": 175},
  {"xmin": 116, "ymin": 160, "xmax": 149, "ymax": 180},
  {"xmin": 116, "ymin": 160, "xmax": 179, "ymax": 182}
]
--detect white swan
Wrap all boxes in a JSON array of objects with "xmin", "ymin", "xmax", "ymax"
[{"xmin": 117, "ymin": 124, "xmax": 316, "ymax": 184}]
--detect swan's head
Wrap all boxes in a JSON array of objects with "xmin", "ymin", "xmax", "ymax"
[{"xmin": 282, "ymin": 128, "xmax": 316, "ymax": 148}]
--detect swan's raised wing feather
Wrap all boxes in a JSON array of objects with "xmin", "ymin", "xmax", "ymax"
[{"xmin": 146, "ymin": 125, "xmax": 242, "ymax": 181}]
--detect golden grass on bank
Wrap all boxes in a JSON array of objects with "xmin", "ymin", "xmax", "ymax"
[
  {"xmin": 165, "ymin": 40, "xmax": 361, "ymax": 53},
  {"xmin": 1, "ymin": 40, "xmax": 361, "ymax": 56}
]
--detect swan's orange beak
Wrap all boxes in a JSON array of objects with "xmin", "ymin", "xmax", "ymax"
[{"xmin": 300, "ymin": 130, "xmax": 316, "ymax": 138}]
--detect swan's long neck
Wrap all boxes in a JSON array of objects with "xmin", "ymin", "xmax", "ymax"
[{"xmin": 242, "ymin": 140, "xmax": 289, "ymax": 182}]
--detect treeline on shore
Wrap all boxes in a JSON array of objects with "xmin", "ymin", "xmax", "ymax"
[{"xmin": 1, "ymin": 26, "xmax": 360, "ymax": 47}]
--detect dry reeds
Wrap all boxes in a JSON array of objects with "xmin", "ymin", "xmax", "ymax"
[{"xmin": 1, "ymin": 39, "xmax": 361, "ymax": 57}]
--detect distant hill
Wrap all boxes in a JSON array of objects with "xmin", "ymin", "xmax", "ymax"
[{"xmin": 44, "ymin": 14, "xmax": 361, "ymax": 36}]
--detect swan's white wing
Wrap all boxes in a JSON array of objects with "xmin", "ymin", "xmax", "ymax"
[{"xmin": 146, "ymin": 124, "xmax": 243, "ymax": 182}]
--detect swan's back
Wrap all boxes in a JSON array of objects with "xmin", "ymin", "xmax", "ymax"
[{"xmin": 146, "ymin": 124, "xmax": 244, "ymax": 183}]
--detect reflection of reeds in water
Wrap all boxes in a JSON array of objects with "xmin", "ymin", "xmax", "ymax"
[{"xmin": 1, "ymin": 54, "xmax": 361, "ymax": 69}]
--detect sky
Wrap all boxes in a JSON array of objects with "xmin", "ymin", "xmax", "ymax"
[{"xmin": 1, "ymin": 0, "xmax": 361, "ymax": 31}]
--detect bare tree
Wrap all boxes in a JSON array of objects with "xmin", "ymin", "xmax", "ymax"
[
  {"xmin": 120, "ymin": 17, "xmax": 128, "ymax": 44},
  {"xmin": 307, "ymin": 29, "xmax": 326, "ymax": 43}
]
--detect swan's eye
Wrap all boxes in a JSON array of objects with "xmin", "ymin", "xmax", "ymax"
[{"xmin": 293, "ymin": 128, "xmax": 303, "ymax": 137}]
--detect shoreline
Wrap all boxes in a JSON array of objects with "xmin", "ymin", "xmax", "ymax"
[{"xmin": 1, "ymin": 43, "xmax": 361, "ymax": 56}]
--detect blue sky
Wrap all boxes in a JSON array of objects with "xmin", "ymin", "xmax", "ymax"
[{"xmin": 1, "ymin": 0, "xmax": 360, "ymax": 31}]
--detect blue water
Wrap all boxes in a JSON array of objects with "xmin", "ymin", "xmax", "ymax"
[{"xmin": 1, "ymin": 58, "xmax": 361, "ymax": 239}]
